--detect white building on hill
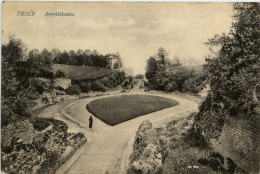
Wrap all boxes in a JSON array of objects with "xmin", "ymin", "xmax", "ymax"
[{"xmin": 107, "ymin": 53, "xmax": 120, "ymax": 69}]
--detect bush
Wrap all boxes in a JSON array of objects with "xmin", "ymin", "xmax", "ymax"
[
  {"xmin": 31, "ymin": 78, "xmax": 50, "ymax": 94},
  {"xmin": 55, "ymin": 69, "xmax": 65, "ymax": 78},
  {"xmin": 165, "ymin": 82, "xmax": 178, "ymax": 92},
  {"xmin": 135, "ymin": 74, "xmax": 144, "ymax": 79},
  {"xmin": 30, "ymin": 117, "xmax": 51, "ymax": 132},
  {"xmin": 183, "ymin": 73, "xmax": 206, "ymax": 94},
  {"xmin": 80, "ymin": 81, "xmax": 92, "ymax": 93},
  {"xmin": 193, "ymin": 94, "xmax": 226, "ymax": 141},
  {"xmin": 183, "ymin": 126, "xmax": 208, "ymax": 149},
  {"xmin": 37, "ymin": 68, "xmax": 54, "ymax": 79},
  {"xmin": 65, "ymin": 85, "xmax": 81, "ymax": 95},
  {"xmin": 91, "ymin": 81, "xmax": 106, "ymax": 92}
]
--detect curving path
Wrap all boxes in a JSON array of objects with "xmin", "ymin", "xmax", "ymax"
[{"xmin": 37, "ymin": 90, "xmax": 198, "ymax": 174}]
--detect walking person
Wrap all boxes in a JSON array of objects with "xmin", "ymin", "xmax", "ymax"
[{"xmin": 89, "ymin": 116, "xmax": 93, "ymax": 130}]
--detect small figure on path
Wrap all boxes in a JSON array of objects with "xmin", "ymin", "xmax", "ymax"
[{"xmin": 89, "ymin": 116, "xmax": 93, "ymax": 130}]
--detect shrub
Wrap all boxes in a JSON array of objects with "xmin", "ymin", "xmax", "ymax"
[
  {"xmin": 193, "ymin": 94, "xmax": 226, "ymax": 141},
  {"xmin": 65, "ymin": 85, "xmax": 81, "ymax": 95},
  {"xmin": 91, "ymin": 81, "xmax": 106, "ymax": 92},
  {"xmin": 31, "ymin": 78, "xmax": 50, "ymax": 94},
  {"xmin": 30, "ymin": 117, "xmax": 51, "ymax": 132},
  {"xmin": 183, "ymin": 126, "xmax": 208, "ymax": 149},
  {"xmin": 55, "ymin": 69, "xmax": 65, "ymax": 78},
  {"xmin": 37, "ymin": 68, "xmax": 54, "ymax": 79},
  {"xmin": 37, "ymin": 151, "xmax": 60, "ymax": 174},
  {"xmin": 80, "ymin": 81, "xmax": 92, "ymax": 93},
  {"xmin": 135, "ymin": 74, "xmax": 144, "ymax": 79},
  {"xmin": 165, "ymin": 82, "xmax": 178, "ymax": 92}
]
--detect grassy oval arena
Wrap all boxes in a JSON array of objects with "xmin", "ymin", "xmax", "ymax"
[{"xmin": 86, "ymin": 94, "xmax": 179, "ymax": 125}]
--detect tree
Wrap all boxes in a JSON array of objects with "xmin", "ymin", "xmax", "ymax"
[
  {"xmin": 145, "ymin": 57, "xmax": 158, "ymax": 80},
  {"xmin": 68, "ymin": 50, "xmax": 76, "ymax": 57},
  {"xmin": 51, "ymin": 49, "xmax": 61, "ymax": 60},
  {"xmin": 2, "ymin": 35, "xmax": 26, "ymax": 65},
  {"xmin": 67, "ymin": 50, "xmax": 76, "ymax": 65},
  {"xmin": 82, "ymin": 49, "xmax": 93, "ymax": 66},
  {"xmin": 83, "ymin": 49, "xmax": 91, "ymax": 56},
  {"xmin": 40, "ymin": 49, "xmax": 52, "ymax": 67},
  {"xmin": 76, "ymin": 49, "xmax": 84, "ymax": 65},
  {"xmin": 29, "ymin": 49, "xmax": 40, "ymax": 59},
  {"xmin": 192, "ymin": 3, "xmax": 260, "ymax": 141},
  {"xmin": 92, "ymin": 50, "xmax": 99, "ymax": 56},
  {"xmin": 76, "ymin": 49, "xmax": 83, "ymax": 56},
  {"xmin": 205, "ymin": 2, "xmax": 259, "ymax": 117},
  {"xmin": 2, "ymin": 36, "xmax": 31, "ymax": 126},
  {"xmin": 156, "ymin": 47, "xmax": 168, "ymax": 67},
  {"xmin": 28, "ymin": 49, "xmax": 41, "ymax": 68},
  {"xmin": 59, "ymin": 51, "xmax": 70, "ymax": 65}
]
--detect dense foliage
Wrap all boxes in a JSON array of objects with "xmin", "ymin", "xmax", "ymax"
[
  {"xmin": 2, "ymin": 37, "xmax": 31, "ymax": 126},
  {"xmin": 2, "ymin": 36, "xmax": 58, "ymax": 125},
  {"xmin": 74, "ymin": 70, "xmax": 126, "ymax": 93},
  {"xmin": 193, "ymin": 3, "xmax": 260, "ymax": 140},
  {"xmin": 145, "ymin": 48, "xmax": 207, "ymax": 94},
  {"xmin": 65, "ymin": 85, "xmax": 81, "ymax": 95}
]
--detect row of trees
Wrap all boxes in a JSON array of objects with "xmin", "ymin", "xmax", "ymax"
[
  {"xmin": 28, "ymin": 48, "xmax": 123, "ymax": 69},
  {"xmin": 145, "ymin": 48, "xmax": 206, "ymax": 94}
]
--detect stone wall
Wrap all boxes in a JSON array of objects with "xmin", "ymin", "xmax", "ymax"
[{"xmin": 211, "ymin": 116, "xmax": 260, "ymax": 173}]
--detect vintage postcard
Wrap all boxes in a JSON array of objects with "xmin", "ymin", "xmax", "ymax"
[{"xmin": 1, "ymin": 1, "xmax": 259, "ymax": 174}]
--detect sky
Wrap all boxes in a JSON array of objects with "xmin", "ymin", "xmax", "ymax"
[{"xmin": 2, "ymin": 2, "xmax": 234, "ymax": 75}]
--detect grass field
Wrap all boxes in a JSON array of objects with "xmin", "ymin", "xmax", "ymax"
[
  {"xmin": 52, "ymin": 64, "xmax": 113, "ymax": 80},
  {"xmin": 86, "ymin": 94, "xmax": 178, "ymax": 125}
]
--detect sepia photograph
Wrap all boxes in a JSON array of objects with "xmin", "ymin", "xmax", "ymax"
[{"xmin": 1, "ymin": 1, "xmax": 259, "ymax": 174}]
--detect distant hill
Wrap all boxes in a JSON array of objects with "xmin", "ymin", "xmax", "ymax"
[{"xmin": 52, "ymin": 64, "xmax": 114, "ymax": 80}]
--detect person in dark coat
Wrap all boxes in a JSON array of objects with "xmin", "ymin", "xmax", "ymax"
[{"xmin": 89, "ymin": 116, "xmax": 93, "ymax": 129}]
